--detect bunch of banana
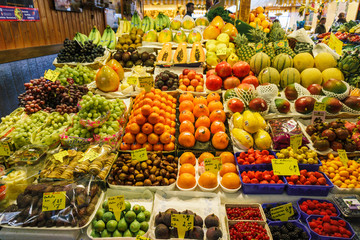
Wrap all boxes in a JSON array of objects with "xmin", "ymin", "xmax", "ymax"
[
  {"xmin": 141, "ymin": 16, "xmax": 155, "ymax": 32},
  {"xmin": 88, "ymin": 26, "xmax": 101, "ymax": 45},
  {"xmin": 116, "ymin": 19, "xmax": 131, "ymax": 37},
  {"xmin": 154, "ymin": 12, "xmax": 170, "ymax": 32},
  {"xmin": 99, "ymin": 25, "xmax": 116, "ymax": 49},
  {"xmin": 73, "ymin": 32, "xmax": 88, "ymax": 44},
  {"xmin": 131, "ymin": 11, "xmax": 142, "ymax": 29}
]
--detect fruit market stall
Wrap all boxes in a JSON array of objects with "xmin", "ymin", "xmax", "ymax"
[{"xmin": 1, "ymin": 4, "xmax": 360, "ymax": 240}]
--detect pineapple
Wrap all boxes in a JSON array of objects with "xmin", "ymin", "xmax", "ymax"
[
  {"xmin": 269, "ymin": 22, "xmax": 286, "ymax": 42},
  {"xmin": 276, "ymin": 47, "xmax": 296, "ymax": 58},
  {"xmin": 264, "ymin": 43, "xmax": 276, "ymax": 60},
  {"xmin": 249, "ymin": 27, "xmax": 267, "ymax": 44},
  {"xmin": 234, "ymin": 34, "xmax": 256, "ymax": 63}
]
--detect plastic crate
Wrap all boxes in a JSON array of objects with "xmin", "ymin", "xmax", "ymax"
[
  {"xmin": 298, "ymin": 159, "xmax": 323, "ymax": 171},
  {"xmin": 235, "ymin": 150, "xmax": 277, "ymax": 171},
  {"xmin": 285, "ymin": 172, "xmax": 334, "ymax": 196},
  {"xmin": 306, "ymin": 215, "xmax": 356, "ymax": 240},
  {"xmin": 239, "ymin": 170, "xmax": 286, "ymax": 194},
  {"xmin": 296, "ymin": 198, "xmax": 341, "ymax": 222},
  {"xmin": 268, "ymin": 221, "xmax": 311, "ymax": 240},
  {"xmin": 261, "ymin": 202, "xmax": 300, "ymax": 223}
]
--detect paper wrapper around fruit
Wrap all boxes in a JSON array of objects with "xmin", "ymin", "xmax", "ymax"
[
  {"xmin": 256, "ymin": 84, "xmax": 278, "ymax": 103},
  {"xmin": 234, "ymin": 87, "xmax": 257, "ymax": 105},
  {"xmin": 93, "ymin": 129, "xmax": 123, "ymax": 151},
  {"xmin": 60, "ymin": 126, "xmax": 93, "ymax": 151},
  {"xmin": 322, "ymin": 81, "xmax": 350, "ymax": 101},
  {"xmin": 341, "ymin": 102, "xmax": 360, "ymax": 115}
]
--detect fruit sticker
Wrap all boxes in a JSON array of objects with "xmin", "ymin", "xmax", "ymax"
[
  {"xmin": 127, "ymin": 76, "xmax": 138, "ymax": 85},
  {"xmin": 270, "ymin": 203, "xmax": 294, "ymax": 221},
  {"xmin": 0, "ymin": 142, "xmax": 11, "ymax": 156},
  {"xmin": 255, "ymin": 41, "xmax": 265, "ymax": 52},
  {"xmin": 108, "ymin": 195, "xmax": 125, "ymax": 221},
  {"xmin": 204, "ymin": 157, "xmax": 222, "ymax": 174},
  {"xmin": 171, "ymin": 214, "xmax": 194, "ymax": 239},
  {"xmin": 42, "ymin": 191, "xmax": 66, "ymax": 212},
  {"xmin": 131, "ymin": 148, "xmax": 148, "ymax": 162},
  {"xmin": 272, "ymin": 158, "xmax": 300, "ymax": 176},
  {"xmin": 290, "ymin": 134, "xmax": 302, "ymax": 150},
  {"xmin": 44, "ymin": 69, "xmax": 60, "ymax": 82},
  {"xmin": 329, "ymin": 33, "xmax": 343, "ymax": 55},
  {"xmin": 53, "ymin": 150, "xmax": 68, "ymax": 163},
  {"xmin": 337, "ymin": 149, "xmax": 348, "ymax": 168},
  {"xmin": 139, "ymin": 76, "xmax": 154, "ymax": 92}
]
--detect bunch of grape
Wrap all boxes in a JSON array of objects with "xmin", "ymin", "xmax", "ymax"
[
  {"xmin": 93, "ymin": 121, "xmax": 120, "ymax": 137},
  {"xmin": 33, "ymin": 112, "xmax": 71, "ymax": 146},
  {"xmin": 11, "ymin": 111, "xmax": 48, "ymax": 148},
  {"xmin": 57, "ymin": 39, "xmax": 105, "ymax": 63},
  {"xmin": 78, "ymin": 92, "xmax": 111, "ymax": 121},
  {"xmin": 109, "ymin": 98, "xmax": 126, "ymax": 121},
  {"xmin": 55, "ymin": 64, "xmax": 96, "ymax": 86},
  {"xmin": 18, "ymin": 78, "xmax": 88, "ymax": 115},
  {"xmin": 0, "ymin": 108, "xmax": 24, "ymax": 135},
  {"xmin": 66, "ymin": 118, "xmax": 92, "ymax": 139}
]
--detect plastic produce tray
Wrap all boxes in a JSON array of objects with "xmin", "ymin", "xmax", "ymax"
[
  {"xmin": 261, "ymin": 202, "xmax": 300, "ymax": 223},
  {"xmin": 235, "ymin": 150, "xmax": 277, "ymax": 172},
  {"xmin": 239, "ymin": 170, "xmax": 286, "ymax": 195},
  {"xmin": 227, "ymin": 220, "xmax": 273, "ymax": 240},
  {"xmin": 296, "ymin": 198, "xmax": 341, "ymax": 222},
  {"xmin": 268, "ymin": 221, "xmax": 310, "ymax": 240},
  {"xmin": 225, "ymin": 203, "xmax": 267, "ymax": 222},
  {"xmin": 298, "ymin": 159, "xmax": 322, "ymax": 171}
]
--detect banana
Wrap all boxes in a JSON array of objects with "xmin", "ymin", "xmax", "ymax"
[
  {"xmin": 99, "ymin": 26, "xmax": 110, "ymax": 47},
  {"xmin": 108, "ymin": 28, "xmax": 116, "ymax": 49},
  {"xmin": 88, "ymin": 26, "xmax": 100, "ymax": 44}
]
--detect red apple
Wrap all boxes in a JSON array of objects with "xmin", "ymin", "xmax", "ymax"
[
  {"xmin": 242, "ymin": 75, "xmax": 259, "ymax": 88},
  {"xmin": 228, "ymin": 98, "xmax": 245, "ymax": 113},
  {"xmin": 183, "ymin": 69, "xmax": 190, "ymax": 75},
  {"xmin": 307, "ymin": 84, "xmax": 323, "ymax": 95},
  {"xmin": 232, "ymin": 61, "xmax": 250, "ymax": 78},
  {"xmin": 206, "ymin": 69, "xmax": 216, "ymax": 78},
  {"xmin": 206, "ymin": 75, "xmax": 222, "ymax": 91},
  {"xmin": 215, "ymin": 61, "xmax": 232, "ymax": 78}
]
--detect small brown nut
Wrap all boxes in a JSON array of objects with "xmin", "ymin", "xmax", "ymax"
[
  {"xmin": 160, "ymin": 169, "xmax": 167, "ymax": 177},
  {"xmin": 125, "ymin": 181, "xmax": 133, "ymax": 186},
  {"xmin": 166, "ymin": 166, "xmax": 174, "ymax": 173},
  {"xmin": 135, "ymin": 182, "xmax": 144, "ymax": 186},
  {"xmin": 129, "ymin": 167, "xmax": 135, "ymax": 173},
  {"xmin": 153, "ymin": 159, "xmax": 161, "ymax": 167},
  {"xmin": 162, "ymin": 178, "xmax": 169, "ymax": 186},
  {"xmin": 144, "ymin": 169, "xmax": 150, "ymax": 178},
  {"xmin": 156, "ymin": 176, "xmax": 163, "ymax": 182},
  {"xmin": 151, "ymin": 154, "xmax": 157, "ymax": 161},
  {"xmin": 169, "ymin": 178, "xmax": 176, "ymax": 184},
  {"xmin": 165, "ymin": 172, "xmax": 170, "ymax": 179},
  {"xmin": 135, "ymin": 174, "xmax": 144, "ymax": 181},
  {"xmin": 128, "ymin": 174, "xmax": 135, "ymax": 181},
  {"xmin": 163, "ymin": 160, "xmax": 170, "ymax": 166},
  {"xmin": 134, "ymin": 170, "xmax": 140, "ymax": 175},
  {"xmin": 131, "ymin": 160, "xmax": 138, "ymax": 167},
  {"xmin": 146, "ymin": 160, "xmax": 152, "ymax": 165},
  {"xmin": 135, "ymin": 163, "xmax": 141, "ymax": 171},
  {"xmin": 155, "ymin": 170, "xmax": 160, "ymax": 176},
  {"xmin": 119, "ymin": 173, "xmax": 127, "ymax": 181},
  {"xmin": 167, "ymin": 155, "xmax": 175, "ymax": 162},
  {"xmin": 150, "ymin": 166, "xmax": 157, "ymax": 174},
  {"xmin": 144, "ymin": 179, "xmax": 152, "ymax": 186},
  {"xmin": 141, "ymin": 162, "xmax": 148, "ymax": 170},
  {"xmin": 122, "ymin": 165, "xmax": 129, "ymax": 173},
  {"xmin": 152, "ymin": 181, "xmax": 160, "ymax": 186},
  {"xmin": 149, "ymin": 174, "xmax": 156, "ymax": 182},
  {"xmin": 169, "ymin": 173, "xmax": 177, "ymax": 179}
]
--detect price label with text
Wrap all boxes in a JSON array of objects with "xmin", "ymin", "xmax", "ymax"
[
  {"xmin": 53, "ymin": 150, "xmax": 68, "ymax": 162},
  {"xmin": 79, "ymin": 149, "xmax": 99, "ymax": 162},
  {"xmin": 329, "ymin": 33, "xmax": 343, "ymax": 55},
  {"xmin": 337, "ymin": 149, "xmax": 348, "ymax": 168},
  {"xmin": 204, "ymin": 157, "xmax": 222, "ymax": 175},
  {"xmin": 270, "ymin": 203, "xmax": 294, "ymax": 221},
  {"xmin": 42, "ymin": 191, "xmax": 66, "ymax": 212},
  {"xmin": 136, "ymin": 236, "xmax": 151, "ymax": 240},
  {"xmin": 44, "ymin": 70, "xmax": 60, "ymax": 82},
  {"xmin": 255, "ymin": 41, "xmax": 265, "ymax": 52},
  {"xmin": 131, "ymin": 148, "xmax": 148, "ymax": 162},
  {"xmin": 311, "ymin": 111, "xmax": 326, "ymax": 124},
  {"xmin": 139, "ymin": 76, "xmax": 154, "ymax": 92},
  {"xmin": 216, "ymin": 48, "xmax": 227, "ymax": 56},
  {"xmin": 171, "ymin": 214, "xmax": 194, "ymax": 239},
  {"xmin": 314, "ymin": 102, "xmax": 326, "ymax": 111},
  {"xmin": 0, "ymin": 142, "xmax": 11, "ymax": 156},
  {"xmin": 127, "ymin": 76, "xmax": 138, "ymax": 85},
  {"xmin": 272, "ymin": 159, "xmax": 300, "ymax": 176},
  {"xmin": 108, "ymin": 195, "xmax": 125, "ymax": 221},
  {"xmin": 290, "ymin": 134, "xmax": 302, "ymax": 150}
]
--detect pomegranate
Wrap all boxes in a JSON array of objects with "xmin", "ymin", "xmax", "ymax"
[{"xmin": 215, "ymin": 61, "xmax": 232, "ymax": 78}]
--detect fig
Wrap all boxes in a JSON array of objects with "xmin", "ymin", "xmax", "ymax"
[
  {"xmin": 205, "ymin": 214, "xmax": 219, "ymax": 228},
  {"xmin": 155, "ymin": 212, "xmax": 164, "ymax": 226},
  {"xmin": 162, "ymin": 212, "xmax": 172, "ymax": 227},
  {"xmin": 206, "ymin": 227, "xmax": 223, "ymax": 240},
  {"xmin": 194, "ymin": 214, "xmax": 203, "ymax": 227},
  {"xmin": 155, "ymin": 224, "xmax": 170, "ymax": 239},
  {"xmin": 181, "ymin": 209, "xmax": 194, "ymax": 215},
  {"xmin": 189, "ymin": 226, "xmax": 204, "ymax": 240}
]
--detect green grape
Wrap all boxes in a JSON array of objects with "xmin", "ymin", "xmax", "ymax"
[
  {"xmin": 108, "ymin": 99, "xmax": 126, "ymax": 121},
  {"xmin": 0, "ymin": 108, "xmax": 24, "ymax": 135},
  {"xmin": 78, "ymin": 92, "xmax": 111, "ymax": 122},
  {"xmin": 96, "ymin": 120, "xmax": 120, "ymax": 138},
  {"xmin": 55, "ymin": 64, "xmax": 96, "ymax": 86},
  {"xmin": 66, "ymin": 119, "xmax": 92, "ymax": 138}
]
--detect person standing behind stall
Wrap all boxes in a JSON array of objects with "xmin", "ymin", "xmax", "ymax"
[
  {"xmin": 185, "ymin": 2, "xmax": 194, "ymax": 17},
  {"xmin": 315, "ymin": 17, "xmax": 327, "ymax": 34},
  {"xmin": 337, "ymin": 12, "xmax": 347, "ymax": 24}
]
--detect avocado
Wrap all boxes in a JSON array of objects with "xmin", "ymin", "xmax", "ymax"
[
  {"xmin": 141, "ymin": 52, "xmax": 150, "ymax": 62},
  {"xmin": 144, "ymin": 59, "xmax": 154, "ymax": 67},
  {"xmin": 125, "ymin": 61, "xmax": 134, "ymax": 68},
  {"xmin": 131, "ymin": 52, "xmax": 139, "ymax": 62}
]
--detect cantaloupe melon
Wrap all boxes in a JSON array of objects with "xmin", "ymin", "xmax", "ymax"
[
  {"xmin": 258, "ymin": 67, "xmax": 280, "ymax": 86},
  {"xmin": 280, "ymin": 68, "xmax": 301, "ymax": 88},
  {"xmin": 272, "ymin": 53, "xmax": 293, "ymax": 72},
  {"xmin": 250, "ymin": 52, "xmax": 271, "ymax": 75}
]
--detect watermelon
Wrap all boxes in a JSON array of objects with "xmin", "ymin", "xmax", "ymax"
[
  {"xmin": 258, "ymin": 67, "xmax": 280, "ymax": 86},
  {"xmin": 280, "ymin": 68, "xmax": 301, "ymax": 89},
  {"xmin": 250, "ymin": 52, "xmax": 271, "ymax": 75},
  {"xmin": 272, "ymin": 53, "xmax": 293, "ymax": 72}
]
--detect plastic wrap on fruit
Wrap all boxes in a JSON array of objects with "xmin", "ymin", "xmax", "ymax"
[
  {"xmin": 0, "ymin": 176, "xmax": 102, "ymax": 228},
  {"xmin": 60, "ymin": 125, "xmax": 93, "ymax": 151},
  {"xmin": 0, "ymin": 108, "xmax": 26, "ymax": 138}
]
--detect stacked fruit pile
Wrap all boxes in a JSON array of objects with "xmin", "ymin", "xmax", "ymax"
[
  {"xmin": 179, "ymin": 69, "xmax": 204, "ymax": 92},
  {"xmin": 57, "ymin": 39, "xmax": 105, "ymax": 63},
  {"xmin": 112, "ymin": 49, "xmax": 155, "ymax": 69},
  {"xmin": 249, "ymin": 6, "xmax": 271, "ymax": 33},
  {"xmin": 155, "ymin": 70, "xmax": 179, "ymax": 91},
  {"xmin": 116, "ymin": 27, "xmax": 143, "ymax": 51}
]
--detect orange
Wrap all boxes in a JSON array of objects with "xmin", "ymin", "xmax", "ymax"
[
  {"xmin": 179, "ymin": 100, "xmax": 194, "ymax": 112},
  {"xmin": 219, "ymin": 163, "xmax": 237, "ymax": 177},
  {"xmin": 195, "ymin": 116, "xmax": 211, "ymax": 128},
  {"xmin": 148, "ymin": 112, "xmax": 160, "ymax": 125},
  {"xmin": 158, "ymin": 116, "xmax": 166, "ymax": 125},
  {"xmin": 187, "ymin": 85, "xmax": 195, "ymax": 91},
  {"xmin": 187, "ymin": 71, "xmax": 196, "ymax": 80},
  {"xmin": 177, "ymin": 173, "xmax": 196, "ymax": 189},
  {"xmin": 180, "ymin": 120, "xmax": 195, "ymax": 134},
  {"xmin": 129, "ymin": 123, "xmax": 140, "ymax": 134},
  {"xmin": 179, "ymin": 92, "xmax": 194, "ymax": 103},
  {"xmin": 193, "ymin": 104, "xmax": 210, "ymax": 118},
  {"xmin": 179, "ymin": 110, "xmax": 195, "ymax": 123},
  {"xmin": 210, "ymin": 121, "xmax": 226, "ymax": 134},
  {"xmin": 207, "ymin": 92, "xmax": 221, "ymax": 103},
  {"xmin": 145, "ymin": 92, "xmax": 155, "ymax": 99},
  {"xmin": 123, "ymin": 133, "xmax": 135, "ymax": 144},
  {"xmin": 198, "ymin": 171, "xmax": 218, "ymax": 188},
  {"xmin": 153, "ymin": 142, "xmax": 163, "ymax": 151},
  {"xmin": 165, "ymin": 106, "xmax": 173, "ymax": 113},
  {"xmin": 193, "ymin": 96, "xmax": 207, "ymax": 106},
  {"xmin": 221, "ymin": 172, "xmax": 241, "ymax": 189},
  {"xmin": 170, "ymin": 127, "xmax": 176, "ymax": 136},
  {"xmin": 179, "ymin": 163, "xmax": 196, "ymax": 176},
  {"xmin": 179, "ymin": 85, "xmax": 187, "ymax": 91},
  {"xmin": 170, "ymin": 114, "xmax": 176, "ymax": 121},
  {"xmin": 142, "ymin": 98, "xmax": 153, "ymax": 107},
  {"xmin": 148, "ymin": 133, "xmax": 159, "ymax": 145},
  {"xmin": 195, "ymin": 126, "xmax": 211, "ymax": 142},
  {"xmin": 120, "ymin": 142, "xmax": 131, "ymax": 150},
  {"xmin": 142, "ymin": 143, "xmax": 153, "ymax": 151},
  {"xmin": 160, "ymin": 132, "xmax": 172, "ymax": 144},
  {"xmin": 198, "ymin": 152, "xmax": 215, "ymax": 164},
  {"xmin": 220, "ymin": 152, "xmax": 236, "ymax": 164},
  {"xmin": 209, "ymin": 110, "xmax": 226, "ymax": 123},
  {"xmin": 208, "ymin": 100, "xmax": 223, "ymax": 113},
  {"xmin": 196, "ymin": 85, "xmax": 204, "ymax": 92},
  {"xmin": 212, "ymin": 131, "xmax": 229, "ymax": 150},
  {"xmin": 154, "ymin": 123, "xmax": 165, "ymax": 135},
  {"xmin": 153, "ymin": 100, "xmax": 161, "ymax": 108},
  {"xmin": 183, "ymin": 78, "xmax": 190, "ymax": 86},
  {"xmin": 136, "ymin": 133, "xmax": 148, "ymax": 144},
  {"xmin": 141, "ymin": 104, "xmax": 152, "ymax": 116},
  {"xmin": 180, "ymin": 152, "xmax": 196, "ymax": 165},
  {"xmin": 163, "ymin": 142, "xmax": 175, "ymax": 151},
  {"xmin": 178, "ymin": 132, "xmax": 195, "ymax": 148},
  {"xmin": 131, "ymin": 142, "xmax": 142, "ymax": 150},
  {"xmin": 141, "ymin": 123, "xmax": 153, "ymax": 134},
  {"xmin": 190, "ymin": 79, "xmax": 199, "ymax": 87},
  {"xmin": 136, "ymin": 114, "xmax": 147, "ymax": 125}
]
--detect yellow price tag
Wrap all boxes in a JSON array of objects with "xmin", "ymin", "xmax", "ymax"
[
  {"xmin": 204, "ymin": 157, "xmax": 222, "ymax": 175},
  {"xmin": 272, "ymin": 159, "xmax": 300, "ymax": 176},
  {"xmin": 337, "ymin": 149, "xmax": 348, "ymax": 168},
  {"xmin": 42, "ymin": 191, "xmax": 66, "ymax": 212},
  {"xmin": 290, "ymin": 134, "xmax": 302, "ymax": 150},
  {"xmin": 127, "ymin": 76, "xmax": 138, "ymax": 85},
  {"xmin": 136, "ymin": 235, "xmax": 151, "ymax": 240},
  {"xmin": 53, "ymin": 150, "xmax": 68, "ymax": 163},
  {"xmin": 0, "ymin": 142, "xmax": 11, "ymax": 156},
  {"xmin": 328, "ymin": 33, "xmax": 343, "ymax": 55},
  {"xmin": 131, "ymin": 148, "xmax": 148, "ymax": 162},
  {"xmin": 139, "ymin": 76, "xmax": 154, "ymax": 92},
  {"xmin": 171, "ymin": 214, "xmax": 194, "ymax": 239},
  {"xmin": 108, "ymin": 195, "xmax": 125, "ymax": 221},
  {"xmin": 216, "ymin": 48, "xmax": 227, "ymax": 56},
  {"xmin": 79, "ymin": 149, "xmax": 99, "ymax": 162},
  {"xmin": 314, "ymin": 102, "xmax": 326, "ymax": 111},
  {"xmin": 311, "ymin": 110, "xmax": 326, "ymax": 124},
  {"xmin": 270, "ymin": 203, "xmax": 294, "ymax": 221},
  {"xmin": 44, "ymin": 69, "xmax": 60, "ymax": 82}
]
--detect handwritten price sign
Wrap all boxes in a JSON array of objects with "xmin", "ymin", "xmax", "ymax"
[
  {"xmin": 290, "ymin": 134, "xmax": 302, "ymax": 150},
  {"xmin": 79, "ymin": 149, "xmax": 99, "ymax": 162},
  {"xmin": 44, "ymin": 70, "xmax": 60, "ymax": 82},
  {"xmin": 131, "ymin": 148, "xmax": 148, "ymax": 162},
  {"xmin": 171, "ymin": 214, "xmax": 194, "ymax": 239},
  {"xmin": 42, "ymin": 191, "xmax": 66, "ymax": 212},
  {"xmin": 108, "ymin": 195, "xmax": 125, "ymax": 221},
  {"xmin": 270, "ymin": 203, "xmax": 294, "ymax": 221},
  {"xmin": 272, "ymin": 159, "xmax": 300, "ymax": 176},
  {"xmin": 53, "ymin": 150, "xmax": 68, "ymax": 162},
  {"xmin": 204, "ymin": 157, "xmax": 222, "ymax": 174},
  {"xmin": 139, "ymin": 76, "xmax": 154, "ymax": 92},
  {"xmin": 337, "ymin": 149, "xmax": 348, "ymax": 168}
]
